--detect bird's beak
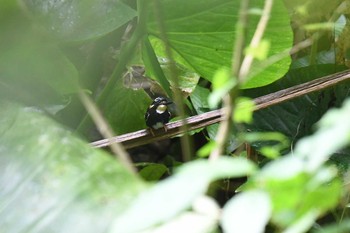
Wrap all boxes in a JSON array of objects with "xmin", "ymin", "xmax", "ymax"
[{"xmin": 165, "ymin": 101, "xmax": 173, "ymax": 105}]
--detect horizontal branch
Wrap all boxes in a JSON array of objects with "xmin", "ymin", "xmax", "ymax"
[{"xmin": 91, "ymin": 69, "xmax": 350, "ymax": 149}]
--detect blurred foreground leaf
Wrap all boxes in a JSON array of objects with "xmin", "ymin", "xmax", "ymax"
[
  {"xmin": 23, "ymin": 0, "xmax": 137, "ymax": 41},
  {"xmin": 112, "ymin": 157, "xmax": 257, "ymax": 232},
  {"xmin": 222, "ymin": 190, "xmax": 272, "ymax": 233},
  {"xmin": 0, "ymin": 101, "xmax": 146, "ymax": 233}
]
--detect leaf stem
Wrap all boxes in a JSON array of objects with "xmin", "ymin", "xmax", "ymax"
[{"xmin": 239, "ymin": 0, "xmax": 274, "ymax": 80}]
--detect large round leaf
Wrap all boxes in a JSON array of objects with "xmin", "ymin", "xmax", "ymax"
[{"xmin": 147, "ymin": 0, "xmax": 292, "ymax": 88}]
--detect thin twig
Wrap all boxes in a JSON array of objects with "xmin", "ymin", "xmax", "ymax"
[
  {"xmin": 239, "ymin": 0, "xmax": 274, "ymax": 81},
  {"xmin": 210, "ymin": 0, "xmax": 273, "ymax": 160},
  {"xmin": 209, "ymin": 0, "xmax": 251, "ymax": 161},
  {"xmin": 91, "ymin": 69, "xmax": 350, "ymax": 150},
  {"xmin": 79, "ymin": 91, "xmax": 137, "ymax": 174},
  {"xmin": 152, "ymin": 0, "xmax": 193, "ymax": 161}
]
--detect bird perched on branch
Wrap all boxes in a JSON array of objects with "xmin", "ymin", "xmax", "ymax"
[{"xmin": 145, "ymin": 97, "xmax": 172, "ymax": 135}]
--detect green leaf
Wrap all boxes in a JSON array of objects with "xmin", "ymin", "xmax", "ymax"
[
  {"xmin": 208, "ymin": 67, "xmax": 236, "ymax": 108},
  {"xmin": 0, "ymin": 5, "xmax": 79, "ymax": 106},
  {"xmin": 139, "ymin": 164, "xmax": 168, "ymax": 181},
  {"xmin": 111, "ymin": 174, "xmax": 210, "ymax": 232},
  {"xmin": 148, "ymin": 0, "xmax": 292, "ymax": 88},
  {"xmin": 0, "ymin": 100, "xmax": 146, "ymax": 232},
  {"xmin": 177, "ymin": 157, "xmax": 257, "ymax": 181},
  {"xmin": 221, "ymin": 190, "xmax": 272, "ymax": 233},
  {"xmin": 197, "ymin": 141, "xmax": 216, "ymax": 158},
  {"xmin": 295, "ymin": 98, "xmax": 350, "ymax": 171},
  {"xmin": 112, "ymin": 157, "xmax": 256, "ymax": 232},
  {"xmin": 234, "ymin": 97, "xmax": 255, "ymax": 124},
  {"xmin": 243, "ymin": 132, "xmax": 289, "ymax": 159},
  {"xmin": 244, "ymin": 65, "xmax": 349, "ymax": 147},
  {"xmin": 145, "ymin": 211, "xmax": 218, "ymax": 233},
  {"xmin": 0, "ymin": 42, "xmax": 79, "ymax": 95},
  {"xmin": 159, "ymin": 58, "xmax": 200, "ymax": 96},
  {"xmin": 245, "ymin": 39, "xmax": 271, "ymax": 60},
  {"xmin": 142, "ymin": 37, "xmax": 172, "ymax": 97},
  {"xmin": 104, "ymin": 80, "xmax": 151, "ymax": 134},
  {"xmin": 250, "ymin": 161, "xmax": 341, "ymax": 229},
  {"xmin": 23, "ymin": 0, "xmax": 137, "ymax": 41}
]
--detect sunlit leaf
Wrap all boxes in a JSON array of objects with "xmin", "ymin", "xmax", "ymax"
[{"xmin": 148, "ymin": 0, "xmax": 292, "ymax": 88}]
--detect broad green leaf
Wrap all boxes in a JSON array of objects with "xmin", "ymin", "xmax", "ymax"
[
  {"xmin": 249, "ymin": 161, "xmax": 341, "ymax": 229},
  {"xmin": 23, "ymin": 0, "xmax": 137, "ymax": 41},
  {"xmin": 221, "ymin": 190, "xmax": 272, "ymax": 233},
  {"xmin": 0, "ymin": 101, "xmax": 146, "ymax": 233},
  {"xmin": 244, "ymin": 65, "xmax": 349, "ymax": 148},
  {"xmin": 0, "ymin": 0, "xmax": 20, "ymax": 20},
  {"xmin": 295, "ymin": 98, "xmax": 350, "ymax": 171},
  {"xmin": 147, "ymin": 0, "xmax": 292, "ymax": 88},
  {"xmin": 249, "ymin": 165, "xmax": 341, "ymax": 228},
  {"xmin": 0, "ymin": 3, "xmax": 79, "ymax": 106},
  {"xmin": 139, "ymin": 164, "xmax": 168, "ymax": 181},
  {"xmin": 246, "ymin": 97, "xmax": 350, "ymax": 228},
  {"xmin": 104, "ymin": 80, "xmax": 151, "ymax": 134},
  {"xmin": 246, "ymin": 102, "xmax": 350, "ymax": 229},
  {"xmin": 142, "ymin": 37, "xmax": 172, "ymax": 97},
  {"xmin": 0, "ymin": 40, "xmax": 79, "ymax": 97},
  {"xmin": 111, "ymin": 174, "xmax": 210, "ymax": 232}
]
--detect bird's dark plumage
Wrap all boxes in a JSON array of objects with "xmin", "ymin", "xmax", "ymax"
[{"xmin": 145, "ymin": 97, "xmax": 172, "ymax": 130}]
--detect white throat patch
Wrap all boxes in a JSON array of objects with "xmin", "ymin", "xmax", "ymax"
[{"xmin": 156, "ymin": 104, "xmax": 167, "ymax": 114}]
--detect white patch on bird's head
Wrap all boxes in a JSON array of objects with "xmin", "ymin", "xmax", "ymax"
[{"xmin": 156, "ymin": 104, "xmax": 167, "ymax": 114}]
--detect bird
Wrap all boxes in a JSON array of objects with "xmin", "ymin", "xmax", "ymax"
[{"xmin": 145, "ymin": 97, "xmax": 172, "ymax": 135}]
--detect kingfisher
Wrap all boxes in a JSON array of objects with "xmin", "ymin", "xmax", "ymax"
[{"xmin": 145, "ymin": 97, "xmax": 172, "ymax": 134}]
